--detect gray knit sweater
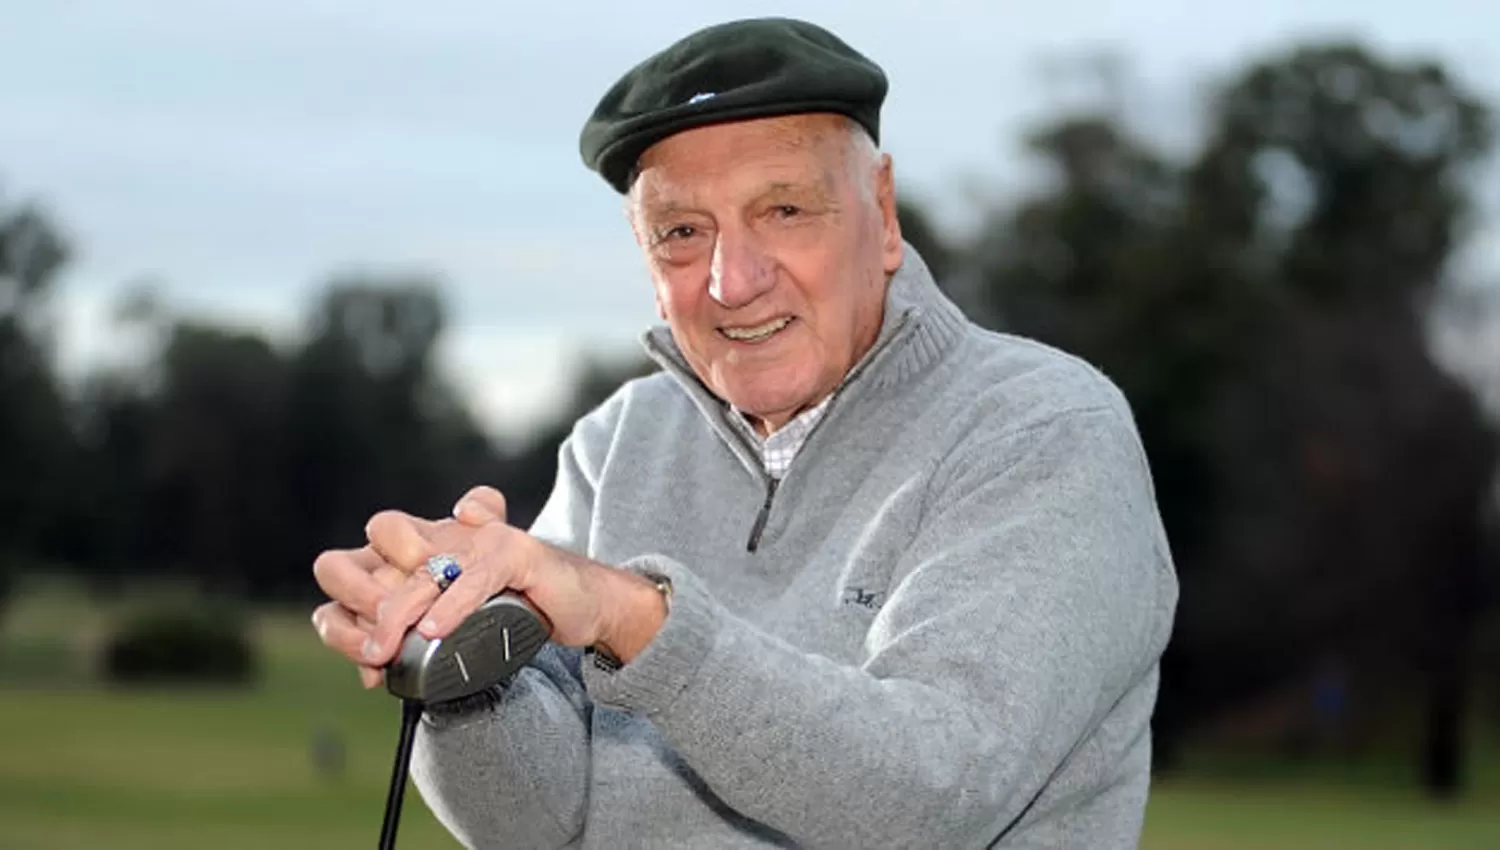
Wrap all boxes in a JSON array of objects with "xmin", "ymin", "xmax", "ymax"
[{"xmin": 410, "ymin": 246, "xmax": 1179, "ymax": 849}]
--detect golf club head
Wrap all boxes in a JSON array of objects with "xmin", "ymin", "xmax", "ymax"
[{"xmin": 385, "ymin": 592, "xmax": 551, "ymax": 703}]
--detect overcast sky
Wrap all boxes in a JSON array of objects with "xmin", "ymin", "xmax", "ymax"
[{"xmin": 4, "ymin": 1, "xmax": 1498, "ymax": 442}]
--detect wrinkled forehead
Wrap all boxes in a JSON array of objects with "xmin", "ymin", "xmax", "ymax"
[{"xmin": 629, "ymin": 114, "xmax": 852, "ymax": 210}]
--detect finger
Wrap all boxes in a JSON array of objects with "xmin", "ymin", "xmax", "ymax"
[
  {"xmin": 372, "ymin": 561, "xmax": 407, "ymax": 593},
  {"xmin": 311, "ymin": 601, "xmax": 375, "ymax": 667},
  {"xmin": 366, "ymin": 510, "xmax": 440, "ymax": 572},
  {"xmin": 453, "ymin": 486, "xmax": 507, "ymax": 526},
  {"xmin": 359, "ymin": 666, "xmax": 383, "ymax": 689},
  {"xmin": 365, "ymin": 571, "xmax": 441, "ymax": 665},
  {"xmin": 312, "ymin": 548, "xmax": 389, "ymax": 620},
  {"xmin": 312, "ymin": 604, "xmax": 387, "ymax": 689},
  {"xmin": 420, "ymin": 524, "xmax": 535, "ymax": 638},
  {"xmin": 354, "ymin": 613, "xmax": 384, "ymax": 687},
  {"xmin": 418, "ymin": 564, "xmax": 499, "ymax": 639},
  {"xmin": 452, "ymin": 499, "xmax": 500, "ymax": 527}
]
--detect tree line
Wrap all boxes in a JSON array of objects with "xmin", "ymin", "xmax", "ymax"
[
  {"xmin": 2, "ymin": 40, "xmax": 1497, "ymax": 795},
  {"xmin": 902, "ymin": 42, "xmax": 1500, "ymax": 795},
  {"xmin": 0, "ymin": 258, "xmax": 653, "ymax": 602}
]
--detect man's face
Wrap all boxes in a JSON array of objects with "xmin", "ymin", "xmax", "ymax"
[{"xmin": 627, "ymin": 114, "xmax": 903, "ymax": 432}]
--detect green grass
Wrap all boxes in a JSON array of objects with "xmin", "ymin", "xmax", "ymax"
[
  {"xmin": 2, "ymin": 583, "xmax": 1498, "ymax": 849},
  {"xmin": 0, "ymin": 587, "xmax": 463, "ymax": 850},
  {"xmin": 1142, "ymin": 773, "xmax": 1500, "ymax": 850}
]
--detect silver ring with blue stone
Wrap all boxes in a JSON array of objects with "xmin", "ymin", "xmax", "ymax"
[{"xmin": 424, "ymin": 554, "xmax": 462, "ymax": 592}]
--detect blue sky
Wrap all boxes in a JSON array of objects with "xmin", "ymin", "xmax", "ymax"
[{"xmin": 4, "ymin": 1, "xmax": 1498, "ymax": 441}]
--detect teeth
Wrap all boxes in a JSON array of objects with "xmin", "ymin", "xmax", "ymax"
[{"xmin": 722, "ymin": 317, "xmax": 791, "ymax": 341}]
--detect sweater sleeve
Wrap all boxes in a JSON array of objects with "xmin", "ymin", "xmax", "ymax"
[
  {"xmin": 410, "ymin": 396, "xmax": 622, "ymax": 850},
  {"xmin": 579, "ymin": 406, "xmax": 1179, "ymax": 848}
]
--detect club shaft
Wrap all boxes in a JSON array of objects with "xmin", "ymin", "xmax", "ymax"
[{"xmin": 379, "ymin": 700, "xmax": 424, "ymax": 850}]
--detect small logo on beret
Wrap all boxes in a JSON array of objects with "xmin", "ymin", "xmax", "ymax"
[{"xmin": 686, "ymin": 91, "xmax": 717, "ymax": 105}]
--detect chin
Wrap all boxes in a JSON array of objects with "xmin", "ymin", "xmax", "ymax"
[{"xmin": 721, "ymin": 376, "xmax": 817, "ymax": 419}]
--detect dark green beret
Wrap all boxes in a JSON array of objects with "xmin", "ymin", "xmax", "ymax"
[{"xmin": 579, "ymin": 17, "xmax": 888, "ymax": 193}]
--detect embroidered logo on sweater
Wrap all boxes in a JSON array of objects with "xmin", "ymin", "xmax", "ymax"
[{"xmin": 842, "ymin": 587, "xmax": 886, "ymax": 610}]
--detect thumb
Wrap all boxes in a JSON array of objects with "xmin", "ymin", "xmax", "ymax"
[{"xmin": 453, "ymin": 485, "xmax": 508, "ymax": 526}]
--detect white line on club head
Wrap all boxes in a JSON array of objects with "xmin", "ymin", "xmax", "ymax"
[
  {"xmin": 454, "ymin": 651, "xmax": 471, "ymax": 683},
  {"xmin": 503, "ymin": 627, "xmax": 511, "ymax": 662}
]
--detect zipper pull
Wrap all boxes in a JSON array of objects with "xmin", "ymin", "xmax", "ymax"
[{"xmin": 746, "ymin": 478, "xmax": 780, "ymax": 552}]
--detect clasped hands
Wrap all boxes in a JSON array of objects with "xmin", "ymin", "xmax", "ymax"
[{"xmin": 311, "ymin": 485, "xmax": 666, "ymax": 688}]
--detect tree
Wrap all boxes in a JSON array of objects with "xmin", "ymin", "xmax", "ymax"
[
  {"xmin": 150, "ymin": 324, "xmax": 292, "ymax": 593},
  {"xmin": 946, "ymin": 43, "xmax": 1497, "ymax": 793},
  {"xmin": 1189, "ymin": 44, "xmax": 1496, "ymax": 796},
  {"xmin": 0, "ymin": 190, "xmax": 74, "ymax": 610},
  {"xmin": 279, "ymin": 276, "xmax": 509, "ymax": 596},
  {"xmin": 63, "ymin": 273, "xmax": 515, "ymax": 601}
]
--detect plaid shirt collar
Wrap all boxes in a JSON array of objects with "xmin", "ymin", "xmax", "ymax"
[{"xmin": 726, "ymin": 393, "xmax": 835, "ymax": 480}]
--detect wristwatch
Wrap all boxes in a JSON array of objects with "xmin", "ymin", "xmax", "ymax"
[{"xmin": 589, "ymin": 570, "xmax": 672, "ymax": 672}]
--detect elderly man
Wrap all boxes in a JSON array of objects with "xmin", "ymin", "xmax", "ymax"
[{"xmin": 312, "ymin": 17, "xmax": 1178, "ymax": 850}]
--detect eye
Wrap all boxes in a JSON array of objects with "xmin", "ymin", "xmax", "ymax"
[
  {"xmin": 773, "ymin": 204, "xmax": 801, "ymax": 219},
  {"xmin": 652, "ymin": 224, "xmax": 698, "ymax": 245}
]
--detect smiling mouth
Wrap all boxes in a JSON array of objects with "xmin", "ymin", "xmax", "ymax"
[{"xmin": 719, "ymin": 316, "xmax": 794, "ymax": 343}]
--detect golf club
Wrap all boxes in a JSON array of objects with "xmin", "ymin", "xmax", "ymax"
[{"xmin": 377, "ymin": 592, "xmax": 551, "ymax": 850}]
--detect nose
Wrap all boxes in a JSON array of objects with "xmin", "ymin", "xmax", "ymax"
[{"xmin": 708, "ymin": 227, "xmax": 776, "ymax": 309}]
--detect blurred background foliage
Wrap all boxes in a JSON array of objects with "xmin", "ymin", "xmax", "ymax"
[{"xmin": 3, "ymin": 37, "xmax": 1500, "ymax": 849}]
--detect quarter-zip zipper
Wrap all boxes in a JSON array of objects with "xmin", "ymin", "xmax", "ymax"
[
  {"xmin": 740, "ymin": 312, "xmax": 914, "ymax": 553},
  {"xmin": 746, "ymin": 477, "xmax": 780, "ymax": 552},
  {"xmin": 646, "ymin": 309, "xmax": 917, "ymax": 555}
]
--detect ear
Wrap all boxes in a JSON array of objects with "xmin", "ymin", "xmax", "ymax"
[{"xmin": 876, "ymin": 153, "xmax": 903, "ymax": 273}]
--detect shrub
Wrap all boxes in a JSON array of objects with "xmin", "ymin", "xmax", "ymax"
[{"xmin": 100, "ymin": 603, "xmax": 257, "ymax": 686}]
